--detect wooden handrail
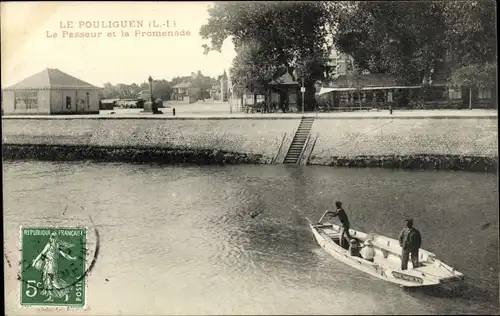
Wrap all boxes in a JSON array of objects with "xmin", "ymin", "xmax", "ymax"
[
  {"xmin": 272, "ymin": 131, "xmax": 288, "ymax": 164},
  {"xmin": 283, "ymin": 127, "xmax": 296, "ymax": 158},
  {"xmin": 299, "ymin": 133, "xmax": 319, "ymax": 166},
  {"xmin": 306, "ymin": 133, "xmax": 319, "ymax": 165},
  {"xmin": 297, "ymin": 132, "xmax": 311, "ymax": 165}
]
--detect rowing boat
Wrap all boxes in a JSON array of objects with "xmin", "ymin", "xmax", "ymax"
[{"xmin": 307, "ymin": 218, "xmax": 465, "ymax": 288}]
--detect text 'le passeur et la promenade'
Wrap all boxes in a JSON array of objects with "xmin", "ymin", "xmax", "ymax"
[{"xmin": 46, "ymin": 20, "xmax": 191, "ymax": 38}]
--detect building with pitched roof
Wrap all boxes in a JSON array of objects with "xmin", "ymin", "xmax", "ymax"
[
  {"xmin": 328, "ymin": 50, "xmax": 355, "ymax": 78},
  {"xmin": 2, "ymin": 68, "xmax": 101, "ymax": 115},
  {"xmin": 270, "ymin": 70, "xmax": 300, "ymax": 112},
  {"xmin": 174, "ymin": 80, "xmax": 192, "ymax": 93},
  {"xmin": 171, "ymin": 72, "xmax": 206, "ymax": 102}
]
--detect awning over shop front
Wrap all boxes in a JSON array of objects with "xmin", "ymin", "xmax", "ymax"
[
  {"xmin": 317, "ymin": 85, "xmax": 422, "ymax": 95},
  {"xmin": 317, "ymin": 87, "xmax": 356, "ymax": 95},
  {"xmin": 361, "ymin": 85, "xmax": 422, "ymax": 90}
]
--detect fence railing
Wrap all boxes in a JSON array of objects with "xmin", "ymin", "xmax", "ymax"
[
  {"xmin": 298, "ymin": 133, "xmax": 319, "ymax": 165},
  {"xmin": 272, "ymin": 132, "xmax": 288, "ymax": 164},
  {"xmin": 297, "ymin": 132, "xmax": 312, "ymax": 165},
  {"xmin": 273, "ymin": 128, "xmax": 296, "ymax": 164}
]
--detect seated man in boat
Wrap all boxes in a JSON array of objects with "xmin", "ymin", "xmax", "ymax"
[
  {"xmin": 349, "ymin": 239, "xmax": 362, "ymax": 258},
  {"xmin": 318, "ymin": 201, "xmax": 352, "ymax": 248},
  {"xmin": 360, "ymin": 239, "xmax": 376, "ymax": 262},
  {"xmin": 398, "ymin": 219, "xmax": 422, "ymax": 270}
]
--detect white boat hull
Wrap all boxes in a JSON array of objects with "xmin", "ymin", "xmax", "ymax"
[{"xmin": 308, "ymin": 220, "xmax": 465, "ymax": 288}]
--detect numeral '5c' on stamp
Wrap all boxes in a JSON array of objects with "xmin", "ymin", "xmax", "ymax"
[{"xmin": 19, "ymin": 227, "xmax": 87, "ymax": 307}]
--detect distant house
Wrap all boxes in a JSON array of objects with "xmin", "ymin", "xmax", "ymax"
[
  {"xmin": 100, "ymin": 98, "xmax": 120, "ymax": 110},
  {"xmin": 328, "ymin": 49, "xmax": 355, "ymax": 78},
  {"xmin": 137, "ymin": 90, "xmax": 151, "ymax": 101},
  {"xmin": 172, "ymin": 81, "xmax": 191, "ymax": 101},
  {"xmin": 170, "ymin": 72, "xmax": 204, "ymax": 103},
  {"xmin": 220, "ymin": 71, "xmax": 229, "ymax": 101},
  {"xmin": 317, "ymin": 73, "xmax": 422, "ymax": 108},
  {"xmin": 317, "ymin": 72, "xmax": 481, "ymax": 109},
  {"xmin": 321, "ymin": 48, "xmax": 495, "ymax": 109},
  {"xmin": 2, "ymin": 68, "xmax": 101, "ymax": 115},
  {"xmin": 270, "ymin": 70, "xmax": 299, "ymax": 111},
  {"xmin": 209, "ymin": 84, "xmax": 220, "ymax": 99}
]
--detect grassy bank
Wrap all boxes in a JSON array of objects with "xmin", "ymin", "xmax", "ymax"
[
  {"xmin": 325, "ymin": 154, "xmax": 497, "ymax": 173},
  {"xmin": 2, "ymin": 144, "xmax": 266, "ymax": 165}
]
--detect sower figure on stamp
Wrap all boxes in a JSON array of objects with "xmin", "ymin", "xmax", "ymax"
[
  {"xmin": 32, "ymin": 232, "xmax": 77, "ymax": 302},
  {"xmin": 398, "ymin": 219, "xmax": 422, "ymax": 270}
]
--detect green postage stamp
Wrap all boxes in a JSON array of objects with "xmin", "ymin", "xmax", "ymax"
[{"xmin": 19, "ymin": 227, "xmax": 87, "ymax": 307}]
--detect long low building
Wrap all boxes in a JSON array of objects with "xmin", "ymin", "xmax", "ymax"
[{"xmin": 2, "ymin": 68, "xmax": 101, "ymax": 115}]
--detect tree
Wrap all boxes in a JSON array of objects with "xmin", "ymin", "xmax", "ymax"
[
  {"xmin": 443, "ymin": 1, "xmax": 497, "ymax": 108},
  {"xmin": 100, "ymin": 82, "xmax": 119, "ymax": 99},
  {"xmin": 98, "ymin": 74, "xmax": 222, "ymax": 103},
  {"xmin": 115, "ymin": 84, "xmax": 135, "ymax": 99},
  {"xmin": 191, "ymin": 71, "xmax": 213, "ymax": 101},
  {"xmin": 333, "ymin": 1, "xmax": 447, "ymax": 85},
  {"xmin": 333, "ymin": 1, "xmax": 497, "ymax": 88},
  {"xmin": 152, "ymin": 80, "xmax": 173, "ymax": 101},
  {"xmin": 442, "ymin": 0, "xmax": 496, "ymax": 68},
  {"xmin": 200, "ymin": 1, "xmax": 336, "ymax": 110},
  {"xmin": 230, "ymin": 39, "xmax": 280, "ymax": 106}
]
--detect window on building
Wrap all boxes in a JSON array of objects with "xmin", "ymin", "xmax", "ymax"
[
  {"xmin": 479, "ymin": 88, "xmax": 492, "ymax": 99},
  {"xmin": 14, "ymin": 91, "xmax": 38, "ymax": 110},
  {"xmin": 66, "ymin": 96, "xmax": 72, "ymax": 109},
  {"xmin": 450, "ymin": 89, "xmax": 462, "ymax": 100},
  {"xmin": 86, "ymin": 92, "xmax": 90, "ymax": 108}
]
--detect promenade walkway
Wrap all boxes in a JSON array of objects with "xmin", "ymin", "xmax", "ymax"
[{"xmin": 3, "ymin": 108, "xmax": 496, "ymax": 120}]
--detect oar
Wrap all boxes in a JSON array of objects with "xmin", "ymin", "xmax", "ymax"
[
  {"xmin": 306, "ymin": 216, "xmax": 334, "ymax": 229},
  {"xmin": 317, "ymin": 210, "xmax": 329, "ymax": 224},
  {"xmin": 305, "ymin": 217, "xmax": 320, "ymax": 227}
]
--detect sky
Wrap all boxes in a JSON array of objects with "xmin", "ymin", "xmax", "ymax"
[{"xmin": 1, "ymin": 1, "xmax": 237, "ymax": 88}]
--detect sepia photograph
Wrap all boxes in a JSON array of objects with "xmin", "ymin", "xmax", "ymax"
[{"xmin": 1, "ymin": 1, "xmax": 498, "ymax": 315}]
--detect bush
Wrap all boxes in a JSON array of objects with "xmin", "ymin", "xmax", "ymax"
[
  {"xmin": 326, "ymin": 154, "xmax": 496, "ymax": 173},
  {"xmin": 2, "ymin": 144, "xmax": 265, "ymax": 166}
]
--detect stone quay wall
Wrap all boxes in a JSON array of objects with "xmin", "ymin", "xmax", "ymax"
[{"xmin": 2, "ymin": 116, "xmax": 497, "ymax": 172}]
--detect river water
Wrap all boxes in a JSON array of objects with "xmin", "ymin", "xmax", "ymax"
[{"xmin": 3, "ymin": 161, "xmax": 499, "ymax": 315}]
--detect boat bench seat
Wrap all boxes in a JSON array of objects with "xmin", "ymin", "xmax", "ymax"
[{"xmin": 419, "ymin": 252, "xmax": 429, "ymax": 262}]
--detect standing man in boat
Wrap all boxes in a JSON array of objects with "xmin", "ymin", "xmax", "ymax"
[
  {"xmin": 318, "ymin": 201, "xmax": 352, "ymax": 248},
  {"xmin": 398, "ymin": 219, "xmax": 422, "ymax": 270}
]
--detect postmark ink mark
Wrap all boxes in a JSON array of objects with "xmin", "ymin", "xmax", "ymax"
[{"xmin": 4, "ymin": 251, "xmax": 13, "ymax": 268}]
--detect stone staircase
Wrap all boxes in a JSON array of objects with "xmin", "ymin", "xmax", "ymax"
[{"xmin": 284, "ymin": 117, "xmax": 315, "ymax": 164}]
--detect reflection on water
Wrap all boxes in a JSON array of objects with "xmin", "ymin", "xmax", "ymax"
[{"xmin": 3, "ymin": 161, "xmax": 499, "ymax": 315}]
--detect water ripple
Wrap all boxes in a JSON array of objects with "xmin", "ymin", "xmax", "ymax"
[{"xmin": 3, "ymin": 162, "xmax": 498, "ymax": 315}]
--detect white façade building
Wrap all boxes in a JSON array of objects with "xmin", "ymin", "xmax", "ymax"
[
  {"xmin": 328, "ymin": 49, "xmax": 355, "ymax": 78},
  {"xmin": 2, "ymin": 68, "xmax": 101, "ymax": 115}
]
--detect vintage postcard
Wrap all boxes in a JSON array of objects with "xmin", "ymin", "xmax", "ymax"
[{"xmin": 2, "ymin": 1, "xmax": 498, "ymax": 315}]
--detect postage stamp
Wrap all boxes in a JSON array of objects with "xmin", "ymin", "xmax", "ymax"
[{"xmin": 19, "ymin": 227, "xmax": 88, "ymax": 307}]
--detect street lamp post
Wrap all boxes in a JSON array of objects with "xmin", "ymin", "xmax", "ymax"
[
  {"xmin": 141, "ymin": 75, "xmax": 157, "ymax": 114},
  {"xmin": 421, "ymin": 70, "xmax": 434, "ymax": 110},
  {"xmin": 301, "ymin": 76, "xmax": 305, "ymax": 114},
  {"xmin": 422, "ymin": 75, "xmax": 432, "ymax": 110},
  {"xmin": 148, "ymin": 76, "xmax": 153, "ymax": 103},
  {"xmin": 294, "ymin": 68, "xmax": 305, "ymax": 114}
]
